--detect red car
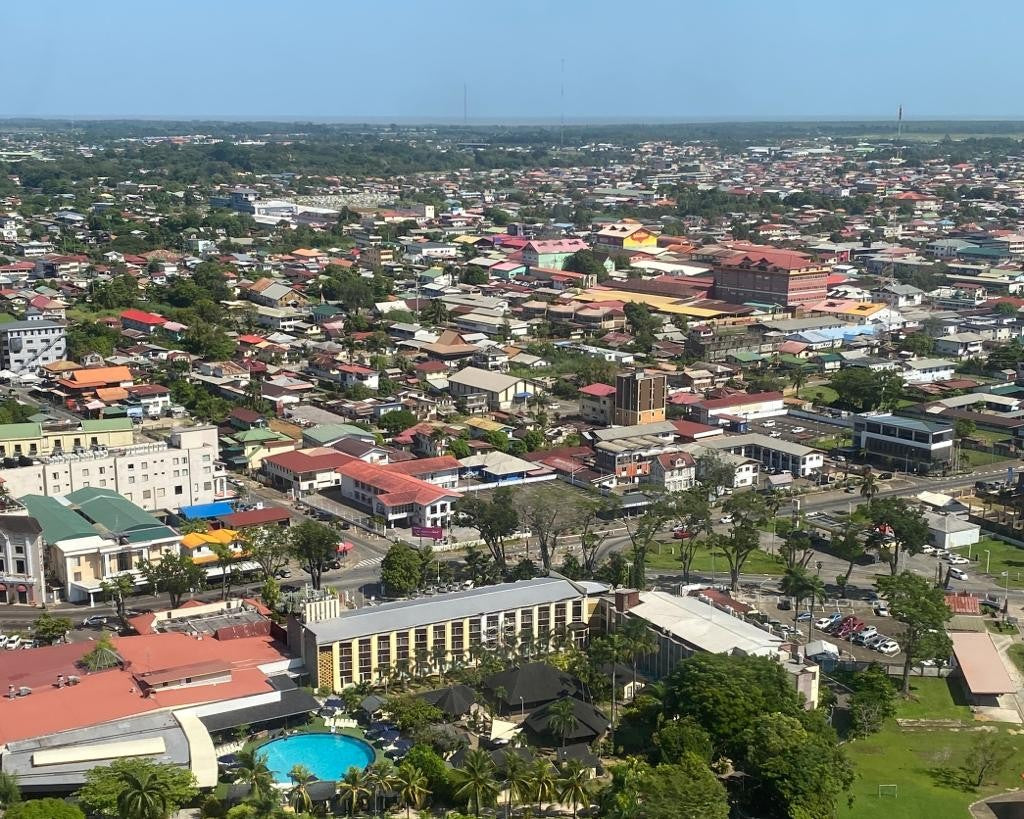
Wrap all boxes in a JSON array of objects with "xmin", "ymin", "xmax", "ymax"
[{"xmin": 673, "ymin": 529, "xmax": 696, "ymax": 540}]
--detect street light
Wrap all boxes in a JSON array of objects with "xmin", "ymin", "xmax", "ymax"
[
  {"xmin": 519, "ymin": 695, "xmax": 525, "ymax": 717},
  {"xmin": 985, "ymin": 550, "xmax": 991, "ymax": 575}
]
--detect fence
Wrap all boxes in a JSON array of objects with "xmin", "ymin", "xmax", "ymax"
[{"xmin": 834, "ymin": 658, "xmax": 952, "ymax": 678}]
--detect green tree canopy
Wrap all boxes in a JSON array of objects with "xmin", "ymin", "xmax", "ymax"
[
  {"xmin": 138, "ymin": 552, "xmax": 205, "ymax": 608},
  {"xmin": 381, "ymin": 541, "xmax": 426, "ymax": 596},
  {"xmin": 76, "ymin": 758, "xmax": 197, "ymax": 818},
  {"xmin": 5, "ymin": 798, "xmax": 85, "ymax": 819}
]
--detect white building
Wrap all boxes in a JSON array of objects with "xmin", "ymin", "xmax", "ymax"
[
  {"xmin": 901, "ymin": 358, "xmax": 957, "ymax": 385},
  {"xmin": 924, "ymin": 511, "xmax": 980, "ymax": 551},
  {"xmin": 0, "ymin": 317, "xmax": 66, "ymax": 374},
  {"xmin": 698, "ymin": 433, "xmax": 825, "ymax": 478},
  {"xmin": 0, "ymin": 426, "xmax": 225, "ymax": 511}
]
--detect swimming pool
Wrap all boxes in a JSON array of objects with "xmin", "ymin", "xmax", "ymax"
[{"xmin": 258, "ymin": 733, "xmax": 375, "ymax": 783}]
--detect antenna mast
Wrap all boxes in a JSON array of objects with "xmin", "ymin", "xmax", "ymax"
[{"xmin": 560, "ymin": 58, "xmax": 565, "ymax": 149}]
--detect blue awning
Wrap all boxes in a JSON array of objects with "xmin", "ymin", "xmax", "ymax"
[{"xmin": 180, "ymin": 501, "xmax": 234, "ymax": 520}]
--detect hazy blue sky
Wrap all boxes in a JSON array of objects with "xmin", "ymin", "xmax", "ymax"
[{"xmin": 5, "ymin": 1, "xmax": 1023, "ymax": 121}]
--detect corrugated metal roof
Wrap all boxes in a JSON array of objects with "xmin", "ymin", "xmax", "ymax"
[{"xmin": 306, "ymin": 577, "xmax": 600, "ymax": 645}]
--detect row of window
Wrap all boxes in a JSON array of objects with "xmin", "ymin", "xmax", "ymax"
[{"xmin": 334, "ymin": 601, "xmax": 584, "ymax": 685}]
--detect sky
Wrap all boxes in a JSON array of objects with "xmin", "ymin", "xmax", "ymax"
[{"xmin": 5, "ymin": 1, "xmax": 1024, "ymax": 122}]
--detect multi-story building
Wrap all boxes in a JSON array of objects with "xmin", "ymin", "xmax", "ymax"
[
  {"xmin": 0, "ymin": 418, "xmax": 134, "ymax": 460},
  {"xmin": 335, "ymin": 458, "xmax": 461, "ymax": 530},
  {"xmin": 648, "ymin": 452, "xmax": 696, "ymax": 492},
  {"xmin": 712, "ymin": 248, "xmax": 830, "ymax": 308},
  {"xmin": 0, "ymin": 498, "xmax": 45, "ymax": 606},
  {"xmin": 300, "ymin": 576, "xmax": 605, "ymax": 690},
  {"xmin": 20, "ymin": 487, "xmax": 181, "ymax": 605},
  {"xmin": 578, "ymin": 383, "xmax": 616, "ymax": 425},
  {"xmin": 0, "ymin": 425, "xmax": 225, "ymax": 511},
  {"xmin": 613, "ymin": 371, "xmax": 667, "ymax": 426},
  {"xmin": 698, "ymin": 433, "xmax": 824, "ymax": 478},
  {"xmin": 0, "ymin": 317, "xmax": 66, "ymax": 374},
  {"xmin": 591, "ymin": 421, "xmax": 682, "ymax": 486},
  {"xmin": 852, "ymin": 413, "xmax": 954, "ymax": 474},
  {"xmin": 689, "ymin": 391, "xmax": 786, "ymax": 425}
]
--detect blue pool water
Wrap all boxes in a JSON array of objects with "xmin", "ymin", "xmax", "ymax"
[{"xmin": 258, "ymin": 733, "xmax": 375, "ymax": 783}]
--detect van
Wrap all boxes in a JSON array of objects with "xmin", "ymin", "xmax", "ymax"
[
  {"xmin": 948, "ymin": 567, "xmax": 968, "ymax": 581},
  {"xmin": 6, "ymin": 635, "xmax": 22, "ymax": 650}
]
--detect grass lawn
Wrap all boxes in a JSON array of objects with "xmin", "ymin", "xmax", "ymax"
[
  {"xmin": 891, "ymin": 677, "xmax": 972, "ymax": 722},
  {"xmin": 799, "ymin": 385, "xmax": 838, "ymax": 405},
  {"xmin": 1007, "ymin": 643, "xmax": 1024, "ymax": 674},
  {"xmin": 647, "ymin": 541, "xmax": 784, "ymax": 575},
  {"xmin": 0, "ymin": 313, "xmax": 16, "ymax": 324},
  {"xmin": 967, "ymin": 428, "xmax": 1011, "ymax": 445},
  {"xmin": 840, "ymin": 677, "xmax": 1022, "ymax": 819},
  {"xmin": 812, "ymin": 432, "xmax": 852, "ymax": 450},
  {"xmin": 967, "ymin": 537, "xmax": 1024, "ymax": 587},
  {"xmin": 961, "ymin": 449, "xmax": 1006, "ymax": 467}
]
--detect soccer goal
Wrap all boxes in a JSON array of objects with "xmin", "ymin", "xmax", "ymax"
[{"xmin": 878, "ymin": 784, "xmax": 899, "ymax": 799}]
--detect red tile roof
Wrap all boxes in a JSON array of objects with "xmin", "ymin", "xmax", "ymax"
[
  {"xmin": 264, "ymin": 449, "xmax": 355, "ymax": 474},
  {"xmin": 382, "ymin": 456, "xmax": 461, "ymax": 476},
  {"xmin": 336, "ymin": 460, "xmax": 462, "ymax": 508},
  {"xmin": 696, "ymin": 391, "xmax": 784, "ymax": 409},
  {"xmin": 220, "ymin": 505, "xmax": 292, "ymax": 527},
  {"xmin": 120, "ymin": 308, "xmax": 166, "ymax": 325},
  {"xmin": 579, "ymin": 383, "xmax": 617, "ymax": 398}
]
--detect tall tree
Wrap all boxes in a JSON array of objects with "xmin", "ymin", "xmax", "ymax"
[
  {"xmin": 452, "ymin": 749, "xmax": 500, "ymax": 818},
  {"xmin": 232, "ymin": 750, "xmax": 273, "ymax": 802},
  {"xmin": 288, "ymin": 520, "xmax": 338, "ymax": 590},
  {"xmin": 381, "ymin": 541, "xmax": 425, "ymax": 596},
  {"xmin": 547, "ymin": 698, "xmax": 580, "ymax": 748},
  {"xmin": 138, "ymin": 553, "xmax": 205, "ymax": 608},
  {"xmin": 337, "ymin": 767, "xmax": 371, "ymax": 816},
  {"xmin": 516, "ymin": 487, "xmax": 580, "ymax": 570},
  {"xmin": 866, "ymin": 498, "xmax": 929, "ymax": 575},
  {"xmin": 394, "ymin": 762, "xmax": 430, "ymax": 818},
  {"xmin": 241, "ymin": 525, "xmax": 290, "ymax": 580},
  {"xmin": 529, "ymin": 758, "xmax": 559, "ymax": 815},
  {"xmin": 99, "ymin": 573, "xmax": 135, "ymax": 625},
  {"xmin": 287, "ymin": 765, "xmax": 315, "ymax": 814},
  {"xmin": 876, "ymin": 572, "xmax": 953, "ymax": 693},
  {"xmin": 454, "ymin": 488, "xmax": 519, "ymax": 570},
  {"xmin": 77, "ymin": 759, "xmax": 197, "ymax": 819},
  {"xmin": 860, "ymin": 468, "xmax": 878, "ymax": 501},
  {"xmin": 558, "ymin": 759, "xmax": 591, "ymax": 819}
]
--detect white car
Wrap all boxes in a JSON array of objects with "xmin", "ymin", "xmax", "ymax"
[
  {"xmin": 946, "ymin": 555, "xmax": 969, "ymax": 566},
  {"xmin": 5, "ymin": 636, "xmax": 22, "ymax": 650},
  {"xmin": 770, "ymin": 431, "xmax": 783, "ymax": 438},
  {"xmin": 920, "ymin": 545, "xmax": 937, "ymax": 555},
  {"xmin": 874, "ymin": 602, "xmax": 890, "ymax": 617},
  {"xmin": 948, "ymin": 567, "xmax": 969, "ymax": 581},
  {"xmin": 878, "ymin": 640, "xmax": 901, "ymax": 655},
  {"xmin": 720, "ymin": 514, "xmax": 734, "ymax": 524},
  {"xmin": 762, "ymin": 420, "xmax": 776, "ymax": 428},
  {"xmin": 0, "ymin": 635, "xmax": 6, "ymax": 649},
  {"xmin": 791, "ymin": 426, "xmax": 807, "ymax": 433},
  {"xmin": 814, "ymin": 617, "xmax": 835, "ymax": 630}
]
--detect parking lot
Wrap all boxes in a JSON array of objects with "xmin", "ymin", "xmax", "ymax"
[
  {"xmin": 748, "ymin": 414, "xmax": 847, "ymax": 448},
  {"xmin": 762, "ymin": 596, "xmax": 906, "ymax": 662}
]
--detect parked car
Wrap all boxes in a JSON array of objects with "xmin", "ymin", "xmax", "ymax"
[
  {"xmin": 719, "ymin": 515, "xmax": 734, "ymax": 524},
  {"xmin": 866, "ymin": 633, "xmax": 888, "ymax": 649},
  {"xmin": 948, "ymin": 567, "xmax": 969, "ymax": 581},
  {"xmin": 770, "ymin": 431, "xmax": 783, "ymax": 438},
  {"xmin": 791, "ymin": 426, "xmax": 807, "ymax": 433},
  {"xmin": 672, "ymin": 528, "xmax": 695, "ymax": 540},
  {"xmin": 82, "ymin": 615, "xmax": 107, "ymax": 627},
  {"xmin": 762, "ymin": 420, "xmax": 776, "ymax": 428},
  {"xmin": 0, "ymin": 635, "xmax": 7, "ymax": 649},
  {"xmin": 980, "ymin": 599, "xmax": 1002, "ymax": 613},
  {"xmin": 878, "ymin": 640, "xmax": 901, "ymax": 655},
  {"xmin": 815, "ymin": 614, "xmax": 839, "ymax": 630},
  {"xmin": 946, "ymin": 555, "xmax": 969, "ymax": 566},
  {"xmin": 835, "ymin": 616, "xmax": 864, "ymax": 639},
  {"xmin": 852, "ymin": 626, "xmax": 879, "ymax": 645},
  {"xmin": 873, "ymin": 601, "xmax": 890, "ymax": 617},
  {"xmin": 276, "ymin": 568, "xmax": 292, "ymax": 578},
  {"xmin": 921, "ymin": 545, "xmax": 937, "ymax": 555},
  {"xmin": 878, "ymin": 472, "xmax": 893, "ymax": 480},
  {"xmin": 6, "ymin": 636, "xmax": 22, "ymax": 650},
  {"xmin": 795, "ymin": 611, "xmax": 812, "ymax": 622}
]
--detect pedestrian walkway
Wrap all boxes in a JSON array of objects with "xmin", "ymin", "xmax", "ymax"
[{"xmin": 350, "ymin": 555, "xmax": 384, "ymax": 570}]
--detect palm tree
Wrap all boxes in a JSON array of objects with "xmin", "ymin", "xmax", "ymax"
[
  {"xmin": 394, "ymin": 762, "xmax": 430, "ymax": 819},
  {"xmin": 589, "ymin": 633, "xmax": 627, "ymax": 748},
  {"xmin": 431, "ymin": 643, "xmax": 448, "ymax": 682},
  {"xmin": 502, "ymin": 752, "xmax": 532, "ymax": 819},
  {"xmin": 558, "ymin": 759, "xmax": 591, "ymax": 819},
  {"xmin": 547, "ymin": 698, "xmax": 579, "ymax": 749},
  {"xmin": 115, "ymin": 769, "xmax": 170, "ymax": 819},
  {"xmin": 366, "ymin": 760, "xmax": 397, "ymax": 816},
  {"xmin": 780, "ymin": 565, "xmax": 812, "ymax": 618},
  {"xmin": 451, "ymin": 748, "xmax": 500, "ymax": 818},
  {"xmin": 288, "ymin": 764, "xmax": 315, "ymax": 814},
  {"xmin": 0, "ymin": 771, "xmax": 19, "ymax": 808},
  {"xmin": 620, "ymin": 618, "xmax": 658, "ymax": 693},
  {"xmin": 233, "ymin": 749, "xmax": 273, "ymax": 802},
  {"xmin": 860, "ymin": 468, "xmax": 878, "ymax": 501},
  {"xmin": 789, "ymin": 366, "xmax": 807, "ymax": 395},
  {"xmin": 337, "ymin": 766, "xmax": 371, "ymax": 816},
  {"xmin": 802, "ymin": 572, "xmax": 827, "ymax": 642},
  {"xmin": 530, "ymin": 757, "xmax": 559, "ymax": 814}
]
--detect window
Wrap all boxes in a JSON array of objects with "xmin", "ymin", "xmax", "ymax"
[
  {"xmin": 174, "ymin": 485, "xmax": 183, "ymax": 495},
  {"xmin": 396, "ymin": 631, "xmax": 409, "ymax": 661},
  {"xmin": 358, "ymin": 638, "xmax": 372, "ymax": 682},
  {"xmin": 376, "ymin": 635, "xmax": 391, "ymax": 671},
  {"xmin": 339, "ymin": 643, "xmax": 353, "ymax": 685},
  {"xmin": 451, "ymin": 621, "xmax": 464, "ymax": 653}
]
